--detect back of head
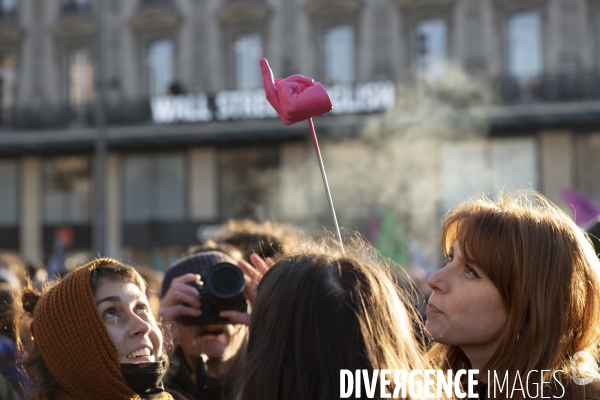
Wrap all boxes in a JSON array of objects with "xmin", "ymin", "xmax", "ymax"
[
  {"xmin": 212, "ymin": 219, "xmax": 298, "ymax": 261},
  {"xmin": 240, "ymin": 235, "xmax": 428, "ymax": 400},
  {"xmin": 432, "ymin": 191, "xmax": 600, "ymax": 379},
  {"xmin": 0, "ymin": 282, "xmax": 16, "ymax": 341}
]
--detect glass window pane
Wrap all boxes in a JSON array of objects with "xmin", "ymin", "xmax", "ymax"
[
  {"xmin": 415, "ymin": 19, "xmax": 447, "ymax": 80},
  {"xmin": 323, "ymin": 25, "xmax": 354, "ymax": 85},
  {"xmin": 123, "ymin": 153, "xmax": 185, "ymax": 222},
  {"xmin": 491, "ymin": 138, "xmax": 538, "ymax": 194},
  {"xmin": 69, "ymin": 48, "xmax": 93, "ymax": 107},
  {"xmin": 155, "ymin": 153, "xmax": 185, "ymax": 220},
  {"xmin": 508, "ymin": 12, "xmax": 542, "ymax": 79},
  {"xmin": 234, "ymin": 34, "xmax": 262, "ymax": 90},
  {"xmin": 597, "ymin": 15, "xmax": 600, "ymax": 68},
  {"xmin": 219, "ymin": 146, "xmax": 279, "ymax": 220},
  {"xmin": 1, "ymin": 0, "xmax": 15, "ymax": 12},
  {"xmin": 0, "ymin": 159, "xmax": 17, "ymax": 225},
  {"xmin": 0, "ymin": 54, "xmax": 16, "ymax": 126},
  {"xmin": 440, "ymin": 141, "xmax": 489, "ymax": 212},
  {"xmin": 147, "ymin": 40, "xmax": 174, "ymax": 97},
  {"xmin": 44, "ymin": 157, "xmax": 91, "ymax": 224},
  {"xmin": 123, "ymin": 155, "xmax": 152, "ymax": 222}
]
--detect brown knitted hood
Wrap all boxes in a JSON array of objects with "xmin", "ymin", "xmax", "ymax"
[{"xmin": 31, "ymin": 259, "xmax": 172, "ymax": 400}]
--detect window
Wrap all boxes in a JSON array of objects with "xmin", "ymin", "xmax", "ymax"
[
  {"xmin": 507, "ymin": 12, "xmax": 542, "ymax": 80},
  {"xmin": 68, "ymin": 48, "xmax": 93, "ymax": 124},
  {"xmin": 0, "ymin": 159, "xmax": 17, "ymax": 225},
  {"xmin": 123, "ymin": 153, "xmax": 185, "ymax": 222},
  {"xmin": 219, "ymin": 146, "xmax": 279, "ymax": 220},
  {"xmin": 323, "ymin": 25, "xmax": 354, "ymax": 85},
  {"xmin": 62, "ymin": 0, "xmax": 90, "ymax": 14},
  {"xmin": 414, "ymin": 19, "xmax": 447, "ymax": 80},
  {"xmin": 147, "ymin": 40, "xmax": 174, "ymax": 97},
  {"xmin": 44, "ymin": 157, "xmax": 92, "ymax": 224},
  {"xmin": 0, "ymin": 54, "xmax": 16, "ymax": 126},
  {"xmin": 597, "ymin": 15, "xmax": 600, "ymax": 69},
  {"xmin": 233, "ymin": 34, "xmax": 262, "ymax": 90},
  {"xmin": 0, "ymin": 0, "xmax": 16, "ymax": 19}
]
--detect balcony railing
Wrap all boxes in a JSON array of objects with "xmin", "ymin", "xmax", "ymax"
[
  {"xmin": 494, "ymin": 71, "xmax": 600, "ymax": 105},
  {"xmin": 6, "ymin": 100, "xmax": 153, "ymax": 130},
  {"xmin": 3, "ymin": 71, "xmax": 600, "ymax": 131},
  {"xmin": 62, "ymin": 1, "xmax": 91, "ymax": 15},
  {"xmin": 141, "ymin": 0, "xmax": 171, "ymax": 6}
]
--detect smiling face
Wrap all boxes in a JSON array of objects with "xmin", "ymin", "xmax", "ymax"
[
  {"xmin": 425, "ymin": 241, "xmax": 507, "ymax": 365},
  {"xmin": 95, "ymin": 279, "xmax": 163, "ymax": 364}
]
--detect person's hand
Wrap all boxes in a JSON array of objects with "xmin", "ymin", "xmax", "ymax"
[
  {"xmin": 219, "ymin": 253, "xmax": 274, "ymax": 325},
  {"xmin": 159, "ymin": 273, "xmax": 202, "ymax": 324},
  {"xmin": 260, "ymin": 58, "xmax": 332, "ymax": 125}
]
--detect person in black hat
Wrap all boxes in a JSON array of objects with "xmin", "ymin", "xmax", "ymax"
[{"xmin": 159, "ymin": 249, "xmax": 246, "ymax": 400}]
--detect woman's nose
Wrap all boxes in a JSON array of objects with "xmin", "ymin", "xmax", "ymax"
[
  {"xmin": 427, "ymin": 267, "xmax": 448, "ymax": 293},
  {"xmin": 129, "ymin": 315, "xmax": 152, "ymax": 337}
]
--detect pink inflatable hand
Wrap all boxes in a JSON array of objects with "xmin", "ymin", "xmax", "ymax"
[{"xmin": 260, "ymin": 58, "xmax": 332, "ymax": 125}]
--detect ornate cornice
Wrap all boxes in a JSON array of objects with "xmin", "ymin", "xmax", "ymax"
[
  {"xmin": 53, "ymin": 15, "xmax": 94, "ymax": 39},
  {"xmin": 130, "ymin": 7, "xmax": 181, "ymax": 33},
  {"xmin": 305, "ymin": 0, "xmax": 362, "ymax": 16},
  {"xmin": 216, "ymin": 1, "xmax": 271, "ymax": 25}
]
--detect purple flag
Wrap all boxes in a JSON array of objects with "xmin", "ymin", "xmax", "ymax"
[{"xmin": 561, "ymin": 188, "xmax": 600, "ymax": 226}]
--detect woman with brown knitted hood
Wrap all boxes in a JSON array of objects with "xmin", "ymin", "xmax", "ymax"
[{"xmin": 17, "ymin": 258, "xmax": 173, "ymax": 400}]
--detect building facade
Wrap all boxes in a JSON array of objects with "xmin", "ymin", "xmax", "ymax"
[{"xmin": 0, "ymin": 0, "xmax": 597, "ymax": 269}]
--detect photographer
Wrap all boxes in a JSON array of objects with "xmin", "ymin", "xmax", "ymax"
[{"xmin": 159, "ymin": 250, "xmax": 247, "ymax": 400}]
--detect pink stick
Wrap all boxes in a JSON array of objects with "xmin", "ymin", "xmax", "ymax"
[{"xmin": 308, "ymin": 118, "xmax": 344, "ymax": 254}]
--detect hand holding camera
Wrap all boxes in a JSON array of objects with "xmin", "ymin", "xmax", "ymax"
[
  {"xmin": 159, "ymin": 273, "xmax": 203, "ymax": 324},
  {"xmin": 219, "ymin": 253, "xmax": 274, "ymax": 325},
  {"xmin": 178, "ymin": 262, "xmax": 248, "ymax": 326}
]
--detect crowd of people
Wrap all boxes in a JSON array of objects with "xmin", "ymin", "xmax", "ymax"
[{"xmin": 0, "ymin": 191, "xmax": 598, "ymax": 399}]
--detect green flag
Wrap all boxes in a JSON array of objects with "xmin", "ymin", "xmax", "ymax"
[{"xmin": 375, "ymin": 209, "xmax": 410, "ymax": 268}]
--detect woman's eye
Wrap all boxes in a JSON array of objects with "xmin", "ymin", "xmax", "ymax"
[
  {"xmin": 465, "ymin": 265, "xmax": 481, "ymax": 278},
  {"xmin": 445, "ymin": 253, "xmax": 454, "ymax": 263},
  {"xmin": 135, "ymin": 304, "xmax": 149, "ymax": 315},
  {"xmin": 103, "ymin": 309, "xmax": 118, "ymax": 320}
]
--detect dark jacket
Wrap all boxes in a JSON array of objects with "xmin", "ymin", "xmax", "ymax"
[
  {"xmin": 0, "ymin": 372, "xmax": 20, "ymax": 400},
  {"xmin": 164, "ymin": 347, "xmax": 231, "ymax": 400}
]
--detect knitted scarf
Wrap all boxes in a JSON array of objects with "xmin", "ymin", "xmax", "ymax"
[{"xmin": 31, "ymin": 259, "xmax": 172, "ymax": 400}]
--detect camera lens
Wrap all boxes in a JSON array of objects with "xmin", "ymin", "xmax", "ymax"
[{"xmin": 206, "ymin": 263, "xmax": 245, "ymax": 302}]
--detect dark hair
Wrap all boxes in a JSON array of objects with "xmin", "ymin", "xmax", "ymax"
[
  {"xmin": 17, "ymin": 259, "xmax": 148, "ymax": 399},
  {"xmin": 188, "ymin": 239, "xmax": 243, "ymax": 261},
  {"xmin": 89, "ymin": 261, "xmax": 147, "ymax": 296},
  {"xmin": 213, "ymin": 219, "xmax": 299, "ymax": 261},
  {"xmin": 239, "ymin": 235, "xmax": 430, "ymax": 400}
]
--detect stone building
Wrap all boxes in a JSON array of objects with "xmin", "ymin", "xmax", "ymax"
[{"xmin": 0, "ymin": 0, "xmax": 596, "ymax": 269}]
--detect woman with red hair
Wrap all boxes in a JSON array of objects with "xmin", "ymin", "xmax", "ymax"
[{"xmin": 426, "ymin": 191, "xmax": 600, "ymax": 399}]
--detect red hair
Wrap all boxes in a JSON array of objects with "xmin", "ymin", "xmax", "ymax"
[{"xmin": 429, "ymin": 192, "xmax": 600, "ymax": 386}]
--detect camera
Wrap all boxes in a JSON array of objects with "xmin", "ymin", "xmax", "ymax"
[{"xmin": 178, "ymin": 262, "xmax": 248, "ymax": 326}]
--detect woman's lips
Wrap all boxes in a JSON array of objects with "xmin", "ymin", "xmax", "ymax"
[{"xmin": 426, "ymin": 303, "xmax": 443, "ymax": 314}]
